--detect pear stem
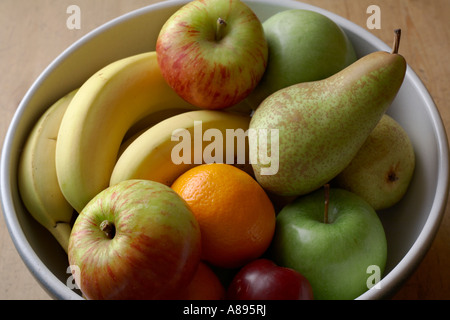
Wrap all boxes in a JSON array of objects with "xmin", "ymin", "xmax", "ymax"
[
  {"xmin": 216, "ymin": 17, "xmax": 227, "ymax": 41},
  {"xmin": 324, "ymin": 184, "xmax": 330, "ymax": 224},
  {"xmin": 391, "ymin": 29, "xmax": 402, "ymax": 54},
  {"xmin": 100, "ymin": 220, "xmax": 115, "ymax": 239}
]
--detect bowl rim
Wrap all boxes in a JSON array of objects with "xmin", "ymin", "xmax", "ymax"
[
  {"xmin": 360, "ymin": 68, "xmax": 450, "ymax": 299},
  {"xmin": 1, "ymin": 0, "xmax": 449, "ymax": 300}
]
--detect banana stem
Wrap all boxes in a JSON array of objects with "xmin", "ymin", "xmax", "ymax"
[{"xmin": 391, "ymin": 29, "xmax": 401, "ymax": 54}]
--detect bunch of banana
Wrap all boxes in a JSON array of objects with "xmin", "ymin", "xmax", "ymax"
[
  {"xmin": 111, "ymin": 110, "xmax": 251, "ymax": 187},
  {"xmin": 18, "ymin": 90, "xmax": 78, "ymax": 253},
  {"xmin": 55, "ymin": 51, "xmax": 199, "ymax": 213},
  {"xmin": 18, "ymin": 50, "xmax": 252, "ymax": 253}
]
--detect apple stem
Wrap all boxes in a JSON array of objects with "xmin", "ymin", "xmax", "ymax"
[
  {"xmin": 391, "ymin": 29, "xmax": 401, "ymax": 54},
  {"xmin": 324, "ymin": 184, "xmax": 330, "ymax": 224},
  {"xmin": 216, "ymin": 17, "xmax": 227, "ymax": 41},
  {"xmin": 100, "ymin": 220, "xmax": 115, "ymax": 239}
]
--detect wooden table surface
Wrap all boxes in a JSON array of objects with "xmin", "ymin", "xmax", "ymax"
[{"xmin": 1, "ymin": 0, "xmax": 449, "ymax": 300}]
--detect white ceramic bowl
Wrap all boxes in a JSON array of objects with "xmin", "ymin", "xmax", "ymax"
[{"xmin": 1, "ymin": 0, "xmax": 448, "ymax": 300}]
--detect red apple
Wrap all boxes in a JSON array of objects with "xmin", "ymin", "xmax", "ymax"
[
  {"xmin": 227, "ymin": 259, "xmax": 314, "ymax": 300},
  {"xmin": 68, "ymin": 179, "xmax": 201, "ymax": 300},
  {"xmin": 156, "ymin": 0, "xmax": 268, "ymax": 110}
]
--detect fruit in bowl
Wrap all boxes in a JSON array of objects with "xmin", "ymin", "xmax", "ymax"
[
  {"xmin": 156, "ymin": 0, "xmax": 268, "ymax": 110},
  {"xmin": 249, "ymin": 29, "xmax": 406, "ymax": 197},
  {"xmin": 247, "ymin": 8, "xmax": 357, "ymax": 107},
  {"xmin": 68, "ymin": 179, "xmax": 201, "ymax": 300},
  {"xmin": 271, "ymin": 185, "xmax": 387, "ymax": 300},
  {"xmin": 333, "ymin": 114, "xmax": 416, "ymax": 211},
  {"xmin": 1, "ymin": 0, "xmax": 448, "ymax": 301},
  {"xmin": 171, "ymin": 163, "xmax": 276, "ymax": 269},
  {"xmin": 227, "ymin": 258, "xmax": 314, "ymax": 300}
]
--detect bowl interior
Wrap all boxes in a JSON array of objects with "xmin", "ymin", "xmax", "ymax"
[{"xmin": 1, "ymin": 0, "xmax": 448, "ymax": 300}]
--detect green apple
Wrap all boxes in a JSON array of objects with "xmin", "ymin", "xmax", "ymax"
[
  {"xmin": 333, "ymin": 114, "xmax": 415, "ymax": 210},
  {"xmin": 68, "ymin": 179, "xmax": 201, "ymax": 300},
  {"xmin": 156, "ymin": 0, "xmax": 268, "ymax": 110},
  {"xmin": 248, "ymin": 9, "xmax": 357, "ymax": 107},
  {"xmin": 271, "ymin": 186, "xmax": 387, "ymax": 300}
]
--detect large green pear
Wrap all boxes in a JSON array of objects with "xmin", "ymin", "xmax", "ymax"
[
  {"xmin": 250, "ymin": 31, "xmax": 407, "ymax": 197},
  {"xmin": 333, "ymin": 114, "xmax": 415, "ymax": 210},
  {"xmin": 248, "ymin": 9, "xmax": 357, "ymax": 107}
]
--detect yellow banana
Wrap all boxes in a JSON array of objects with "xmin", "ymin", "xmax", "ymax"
[
  {"xmin": 110, "ymin": 110, "xmax": 252, "ymax": 187},
  {"xmin": 18, "ymin": 89, "xmax": 78, "ymax": 253},
  {"xmin": 55, "ymin": 52, "xmax": 197, "ymax": 213},
  {"xmin": 120, "ymin": 99, "xmax": 254, "ymax": 155}
]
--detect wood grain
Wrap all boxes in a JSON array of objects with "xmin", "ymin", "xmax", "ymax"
[{"xmin": 0, "ymin": 0, "xmax": 448, "ymax": 300}]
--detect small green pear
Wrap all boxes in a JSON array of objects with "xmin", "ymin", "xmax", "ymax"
[
  {"xmin": 248, "ymin": 9, "xmax": 357, "ymax": 107},
  {"xmin": 250, "ymin": 30, "xmax": 407, "ymax": 197},
  {"xmin": 333, "ymin": 114, "xmax": 415, "ymax": 210}
]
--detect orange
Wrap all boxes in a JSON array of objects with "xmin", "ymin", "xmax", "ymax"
[
  {"xmin": 177, "ymin": 262, "xmax": 225, "ymax": 300},
  {"xmin": 171, "ymin": 163, "xmax": 276, "ymax": 269}
]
